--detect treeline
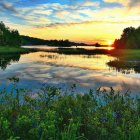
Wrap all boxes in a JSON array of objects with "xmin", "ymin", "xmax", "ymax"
[
  {"xmin": 22, "ymin": 35, "xmax": 102, "ymax": 47},
  {"xmin": 113, "ymin": 26, "xmax": 140, "ymax": 49},
  {"xmin": 0, "ymin": 21, "xmax": 21, "ymax": 46},
  {"xmin": 0, "ymin": 21, "xmax": 102, "ymax": 47},
  {"xmin": 22, "ymin": 35, "xmax": 88, "ymax": 47},
  {"xmin": 0, "ymin": 21, "xmax": 87, "ymax": 47}
]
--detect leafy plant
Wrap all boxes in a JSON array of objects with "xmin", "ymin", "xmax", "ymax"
[{"xmin": 0, "ymin": 80, "xmax": 140, "ymax": 140}]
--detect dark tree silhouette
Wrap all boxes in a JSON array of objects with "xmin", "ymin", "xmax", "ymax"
[
  {"xmin": 113, "ymin": 26, "xmax": 140, "ymax": 49},
  {"xmin": 0, "ymin": 21, "xmax": 21, "ymax": 46},
  {"xmin": 21, "ymin": 35, "xmax": 88, "ymax": 47},
  {"xmin": 94, "ymin": 43, "xmax": 101, "ymax": 47}
]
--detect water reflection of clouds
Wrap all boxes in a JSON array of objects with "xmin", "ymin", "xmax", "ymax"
[
  {"xmin": 8, "ymin": 64, "xmax": 140, "ymax": 94},
  {"xmin": 0, "ymin": 51, "xmax": 140, "ymax": 96},
  {"xmin": 20, "ymin": 52, "xmax": 116, "ymax": 71}
]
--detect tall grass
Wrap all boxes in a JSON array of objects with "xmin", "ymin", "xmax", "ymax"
[{"xmin": 0, "ymin": 79, "xmax": 140, "ymax": 140}]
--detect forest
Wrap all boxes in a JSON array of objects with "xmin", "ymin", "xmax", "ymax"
[
  {"xmin": 0, "ymin": 22, "xmax": 21, "ymax": 46},
  {"xmin": 113, "ymin": 26, "xmax": 140, "ymax": 49},
  {"xmin": 22, "ymin": 35, "xmax": 88, "ymax": 47}
]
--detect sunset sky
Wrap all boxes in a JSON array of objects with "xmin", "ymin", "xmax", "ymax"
[{"xmin": 0, "ymin": 0, "xmax": 140, "ymax": 44}]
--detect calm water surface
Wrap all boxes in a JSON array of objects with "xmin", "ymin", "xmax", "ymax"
[{"xmin": 0, "ymin": 46, "xmax": 140, "ymax": 95}]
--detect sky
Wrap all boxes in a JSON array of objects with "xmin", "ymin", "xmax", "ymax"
[{"xmin": 0, "ymin": 0, "xmax": 140, "ymax": 44}]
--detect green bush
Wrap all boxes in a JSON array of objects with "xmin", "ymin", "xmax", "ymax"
[{"xmin": 0, "ymin": 80, "xmax": 140, "ymax": 140}]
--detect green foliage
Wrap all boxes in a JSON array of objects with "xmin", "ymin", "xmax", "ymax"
[
  {"xmin": 0, "ymin": 81, "xmax": 140, "ymax": 140},
  {"xmin": 0, "ymin": 21, "xmax": 21, "ymax": 46},
  {"xmin": 107, "ymin": 59, "xmax": 140, "ymax": 74},
  {"xmin": 113, "ymin": 26, "xmax": 140, "ymax": 49}
]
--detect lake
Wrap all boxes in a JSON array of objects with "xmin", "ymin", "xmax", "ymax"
[{"xmin": 0, "ymin": 46, "xmax": 140, "ymax": 95}]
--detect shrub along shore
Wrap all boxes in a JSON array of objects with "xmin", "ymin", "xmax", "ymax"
[
  {"xmin": 0, "ymin": 46, "xmax": 36, "ymax": 54},
  {"xmin": 0, "ymin": 79, "xmax": 140, "ymax": 140}
]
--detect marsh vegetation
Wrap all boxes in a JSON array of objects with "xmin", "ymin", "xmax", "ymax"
[{"xmin": 0, "ymin": 79, "xmax": 140, "ymax": 140}]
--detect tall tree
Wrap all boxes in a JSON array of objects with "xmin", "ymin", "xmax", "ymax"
[
  {"xmin": 113, "ymin": 26, "xmax": 140, "ymax": 49},
  {"xmin": 0, "ymin": 21, "xmax": 21, "ymax": 47}
]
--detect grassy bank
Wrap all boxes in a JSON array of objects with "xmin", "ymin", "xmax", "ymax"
[
  {"xmin": 0, "ymin": 79, "xmax": 140, "ymax": 140},
  {"xmin": 1, "ymin": 46, "xmax": 138, "ymax": 61},
  {"xmin": 57, "ymin": 48, "xmax": 140, "ymax": 61},
  {"xmin": 40, "ymin": 47, "xmax": 140, "ymax": 61},
  {"xmin": 110, "ymin": 49, "xmax": 140, "ymax": 61},
  {"xmin": 107, "ymin": 50, "xmax": 140, "ymax": 73},
  {"xmin": 0, "ymin": 46, "xmax": 35, "ymax": 54},
  {"xmin": 57, "ymin": 48, "xmax": 109, "ymax": 55}
]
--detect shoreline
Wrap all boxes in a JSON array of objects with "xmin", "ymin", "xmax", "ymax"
[
  {"xmin": 1, "ymin": 46, "xmax": 140, "ymax": 61},
  {"xmin": 0, "ymin": 46, "xmax": 36, "ymax": 54}
]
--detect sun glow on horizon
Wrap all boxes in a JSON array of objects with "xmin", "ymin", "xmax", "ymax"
[
  {"xmin": 1, "ymin": 0, "xmax": 140, "ymax": 44},
  {"xmin": 107, "ymin": 47, "xmax": 114, "ymax": 51},
  {"xmin": 107, "ymin": 40, "xmax": 113, "ymax": 46}
]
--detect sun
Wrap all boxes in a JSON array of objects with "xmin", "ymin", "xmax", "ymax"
[{"xmin": 107, "ymin": 40, "xmax": 113, "ymax": 46}]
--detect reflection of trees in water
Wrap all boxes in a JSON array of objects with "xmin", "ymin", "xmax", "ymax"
[
  {"xmin": 134, "ymin": 65, "xmax": 140, "ymax": 73},
  {"xmin": 107, "ymin": 60, "xmax": 140, "ymax": 74},
  {"xmin": 0, "ymin": 54, "xmax": 20, "ymax": 70}
]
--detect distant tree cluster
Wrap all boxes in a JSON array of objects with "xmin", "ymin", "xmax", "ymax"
[
  {"xmin": 22, "ymin": 35, "xmax": 87, "ymax": 47},
  {"xmin": 113, "ymin": 26, "xmax": 140, "ymax": 49},
  {"xmin": 94, "ymin": 43, "xmax": 101, "ymax": 47},
  {"xmin": 0, "ymin": 21, "xmax": 21, "ymax": 46}
]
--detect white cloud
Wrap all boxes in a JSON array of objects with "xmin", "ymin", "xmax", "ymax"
[
  {"xmin": 1, "ymin": 0, "xmax": 140, "ymax": 44},
  {"xmin": 82, "ymin": 1, "xmax": 100, "ymax": 7},
  {"xmin": 103, "ymin": 0, "xmax": 140, "ymax": 7},
  {"xmin": 103, "ymin": 0, "xmax": 130, "ymax": 6}
]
